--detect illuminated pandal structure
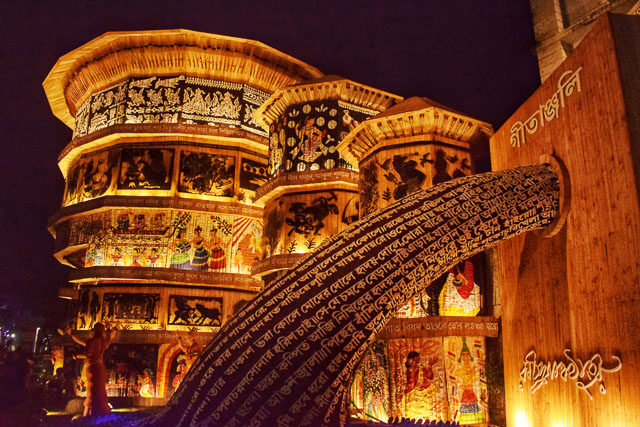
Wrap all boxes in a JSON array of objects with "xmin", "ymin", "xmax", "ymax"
[
  {"xmin": 251, "ymin": 76, "xmax": 401, "ymax": 285},
  {"xmin": 43, "ymin": 30, "xmax": 323, "ymax": 399},
  {"xmin": 47, "ymin": 16, "xmax": 640, "ymax": 426},
  {"xmin": 144, "ymin": 164, "xmax": 559, "ymax": 426},
  {"xmin": 337, "ymin": 96, "xmax": 495, "ymax": 424}
]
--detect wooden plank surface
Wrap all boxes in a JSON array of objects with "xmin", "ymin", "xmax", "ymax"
[{"xmin": 490, "ymin": 13, "xmax": 640, "ymax": 427}]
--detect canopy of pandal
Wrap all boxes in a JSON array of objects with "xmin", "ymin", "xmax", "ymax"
[
  {"xmin": 252, "ymin": 75, "xmax": 403, "ymax": 132},
  {"xmin": 337, "ymin": 96, "xmax": 494, "ymax": 166},
  {"xmin": 43, "ymin": 29, "xmax": 324, "ymax": 129},
  {"xmin": 138, "ymin": 164, "xmax": 559, "ymax": 427}
]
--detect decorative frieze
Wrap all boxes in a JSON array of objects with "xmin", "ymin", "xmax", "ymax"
[
  {"xmin": 73, "ymin": 76, "xmax": 270, "ymax": 140},
  {"xmin": 69, "ymin": 267, "xmax": 262, "ymax": 289}
]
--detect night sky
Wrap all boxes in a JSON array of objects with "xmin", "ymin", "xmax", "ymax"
[{"xmin": 0, "ymin": 1, "xmax": 540, "ymax": 325}]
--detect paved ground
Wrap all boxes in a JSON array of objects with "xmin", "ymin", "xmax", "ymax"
[{"xmin": 44, "ymin": 407, "xmax": 159, "ymax": 426}]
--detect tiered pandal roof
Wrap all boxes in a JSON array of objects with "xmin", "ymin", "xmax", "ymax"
[
  {"xmin": 337, "ymin": 96, "xmax": 494, "ymax": 165},
  {"xmin": 253, "ymin": 75, "xmax": 402, "ymax": 131},
  {"xmin": 43, "ymin": 29, "xmax": 324, "ymax": 128}
]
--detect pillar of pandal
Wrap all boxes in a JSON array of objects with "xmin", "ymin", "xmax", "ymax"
[
  {"xmin": 43, "ymin": 30, "xmax": 322, "ymax": 399},
  {"xmin": 251, "ymin": 76, "xmax": 401, "ymax": 285},
  {"xmin": 337, "ymin": 96, "xmax": 496, "ymax": 423}
]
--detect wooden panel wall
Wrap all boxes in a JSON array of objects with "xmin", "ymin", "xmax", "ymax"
[
  {"xmin": 358, "ymin": 142, "xmax": 472, "ymax": 215},
  {"xmin": 262, "ymin": 189, "xmax": 358, "ymax": 257},
  {"xmin": 490, "ymin": 14, "xmax": 640, "ymax": 427}
]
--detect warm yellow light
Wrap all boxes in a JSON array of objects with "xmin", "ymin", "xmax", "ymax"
[
  {"xmin": 552, "ymin": 423, "xmax": 568, "ymax": 427},
  {"xmin": 515, "ymin": 411, "xmax": 531, "ymax": 427}
]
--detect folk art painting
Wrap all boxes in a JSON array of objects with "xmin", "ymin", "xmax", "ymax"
[
  {"xmin": 118, "ymin": 148, "xmax": 174, "ymax": 190},
  {"xmin": 350, "ymin": 337, "xmax": 487, "ymax": 424},
  {"xmin": 101, "ymin": 293, "xmax": 160, "ymax": 325},
  {"xmin": 63, "ymin": 145, "xmax": 267, "ymax": 206},
  {"xmin": 178, "ymin": 151, "xmax": 235, "ymax": 197},
  {"xmin": 350, "ymin": 341, "xmax": 391, "ymax": 422},
  {"xmin": 73, "ymin": 75, "xmax": 269, "ymax": 139},
  {"xmin": 75, "ymin": 209, "xmax": 263, "ymax": 273},
  {"xmin": 63, "ymin": 150, "xmax": 119, "ymax": 206},
  {"xmin": 268, "ymin": 100, "xmax": 374, "ymax": 176},
  {"xmin": 168, "ymin": 296, "xmax": 223, "ymax": 327},
  {"xmin": 261, "ymin": 191, "xmax": 360, "ymax": 258},
  {"xmin": 444, "ymin": 336, "xmax": 488, "ymax": 424},
  {"xmin": 358, "ymin": 146, "xmax": 472, "ymax": 217},
  {"xmin": 395, "ymin": 258, "xmax": 483, "ymax": 318},
  {"xmin": 76, "ymin": 289, "xmax": 102, "ymax": 330}
]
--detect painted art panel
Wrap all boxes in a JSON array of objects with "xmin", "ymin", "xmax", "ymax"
[
  {"xmin": 230, "ymin": 216, "xmax": 263, "ymax": 273},
  {"xmin": 373, "ymin": 152, "xmax": 431, "ymax": 207},
  {"xmin": 167, "ymin": 295, "xmax": 223, "ymax": 327},
  {"xmin": 395, "ymin": 292, "xmax": 430, "ymax": 318},
  {"xmin": 103, "ymin": 344, "xmax": 158, "ymax": 398},
  {"xmin": 268, "ymin": 121, "xmax": 286, "ymax": 176},
  {"xmin": 76, "ymin": 289, "xmax": 102, "ymax": 330},
  {"xmin": 168, "ymin": 212, "xmax": 233, "ymax": 272},
  {"xmin": 239, "ymin": 157, "xmax": 268, "ymax": 192},
  {"xmin": 80, "ymin": 81, "xmax": 127, "ymax": 137},
  {"xmin": 435, "ymin": 259, "xmax": 482, "ymax": 317},
  {"xmin": 388, "ymin": 338, "xmax": 449, "ymax": 422},
  {"xmin": 63, "ymin": 150, "xmax": 118, "ymax": 206},
  {"xmin": 443, "ymin": 336, "xmax": 488, "ymax": 424},
  {"xmin": 178, "ymin": 77, "xmax": 243, "ymax": 125},
  {"xmin": 269, "ymin": 100, "xmax": 374, "ymax": 176},
  {"xmin": 166, "ymin": 348, "xmax": 188, "ymax": 397},
  {"xmin": 349, "ymin": 340, "xmax": 391, "ymax": 423},
  {"xmin": 284, "ymin": 191, "xmax": 339, "ymax": 245},
  {"xmin": 112, "ymin": 209, "xmax": 169, "ymax": 235},
  {"xmin": 358, "ymin": 144, "xmax": 472, "ymax": 216},
  {"xmin": 101, "ymin": 293, "xmax": 160, "ymax": 325},
  {"xmin": 178, "ymin": 151, "xmax": 235, "ymax": 197},
  {"xmin": 429, "ymin": 146, "xmax": 472, "ymax": 186},
  {"xmin": 262, "ymin": 200, "xmax": 286, "ymax": 258},
  {"xmin": 73, "ymin": 208, "xmax": 263, "ymax": 273},
  {"xmin": 262, "ymin": 191, "xmax": 343, "ymax": 258},
  {"xmin": 74, "ymin": 76, "xmax": 269, "ymax": 138},
  {"xmin": 241, "ymin": 85, "xmax": 270, "ymax": 136},
  {"xmin": 117, "ymin": 148, "xmax": 174, "ymax": 190},
  {"xmin": 70, "ymin": 211, "xmax": 108, "ymax": 246},
  {"xmin": 358, "ymin": 159, "xmax": 380, "ymax": 218}
]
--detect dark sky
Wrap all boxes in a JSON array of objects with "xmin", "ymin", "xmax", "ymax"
[{"xmin": 0, "ymin": 0, "xmax": 540, "ymax": 324}]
